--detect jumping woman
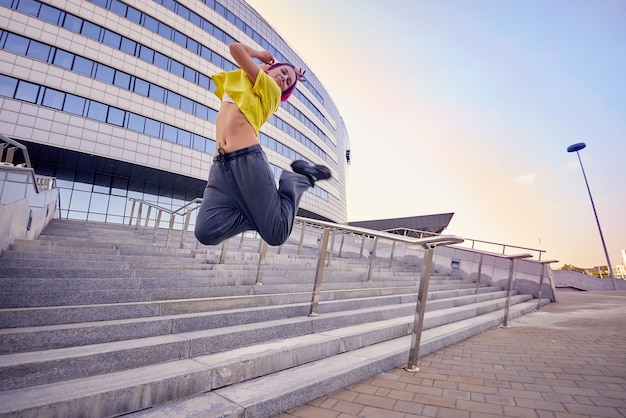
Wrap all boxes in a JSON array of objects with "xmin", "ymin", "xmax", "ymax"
[{"xmin": 194, "ymin": 42, "xmax": 331, "ymax": 246}]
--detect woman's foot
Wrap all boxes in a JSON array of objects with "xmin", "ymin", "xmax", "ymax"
[{"xmin": 291, "ymin": 160, "xmax": 331, "ymax": 186}]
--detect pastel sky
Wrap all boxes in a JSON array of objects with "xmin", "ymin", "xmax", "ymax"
[{"xmin": 246, "ymin": 0, "xmax": 626, "ymax": 269}]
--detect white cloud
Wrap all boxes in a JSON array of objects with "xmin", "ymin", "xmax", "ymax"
[{"xmin": 517, "ymin": 173, "xmax": 536, "ymax": 185}]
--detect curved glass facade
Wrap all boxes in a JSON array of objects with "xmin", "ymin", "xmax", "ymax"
[{"xmin": 0, "ymin": 0, "xmax": 349, "ymax": 225}]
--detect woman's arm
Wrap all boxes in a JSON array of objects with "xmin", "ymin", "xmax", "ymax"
[{"xmin": 229, "ymin": 43, "xmax": 274, "ymax": 84}]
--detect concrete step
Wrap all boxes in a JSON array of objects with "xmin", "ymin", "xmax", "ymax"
[
  {"xmin": 0, "ymin": 299, "xmax": 543, "ymax": 417},
  {"xmin": 0, "ymin": 294, "xmax": 533, "ymax": 391},
  {"xmin": 0, "ymin": 287, "xmax": 510, "ymax": 353}
]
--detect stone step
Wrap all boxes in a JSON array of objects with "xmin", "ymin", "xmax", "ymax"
[
  {"xmin": 0, "ymin": 300, "xmax": 542, "ymax": 417},
  {"xmin": 0, "ymin": 288, "xmax": 509, "ymax": 354},
  {"xmin": 0, "ymin": 294, "xmax": 532, "ymax": 392},
  {"xmin": 0, "ymin": 283, "xmax": 498, "ymax": 328}
]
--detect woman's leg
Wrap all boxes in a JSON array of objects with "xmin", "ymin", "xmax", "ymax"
[
  {"xmin": 228, "ymin": 147, "xmax": 310, "ymax": 246},
  {"xmin": 194, "ymin": 158, "xmax": 252, "ymax": 246}
]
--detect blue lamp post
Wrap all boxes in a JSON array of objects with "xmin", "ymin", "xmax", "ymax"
[{"xmin": 567, "ymin": 142, "xmax": 617, "ymax": 289}]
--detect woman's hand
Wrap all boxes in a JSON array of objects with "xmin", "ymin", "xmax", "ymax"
[{"xmin": 256, "ymin": 50, "xmax": 275, "ymax": 65}]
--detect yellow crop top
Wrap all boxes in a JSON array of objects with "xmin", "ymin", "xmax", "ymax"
[{"xmin": 212, "ymin": 68, "xmax": 281, "ymax": 136}]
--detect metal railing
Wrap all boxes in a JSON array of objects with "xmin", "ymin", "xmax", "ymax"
[
  {"xmin": 128, "ymin": 198, "xmax": 467, "ymax": 371},
  {"xmin": 385, "ymin": 227, "xmax": 546, "ymax": 260}
]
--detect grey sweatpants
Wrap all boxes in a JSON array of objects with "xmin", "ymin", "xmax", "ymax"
[{"xmin": 194, "ymin": 145, "xmax": 311, "ymax": 246}]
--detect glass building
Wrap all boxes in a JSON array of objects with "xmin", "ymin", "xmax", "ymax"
[{"xmin": 0, "ymin": 0, "xmax": 349, "ymax": 228}]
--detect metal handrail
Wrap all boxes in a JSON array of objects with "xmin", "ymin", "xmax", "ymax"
[
  {"xmin": 127, "ymin": 198, "xmax": 467, "ymax": 372},
  {"xmin": 128, "ymin": 198, "xmax": 202, "ymax": 248},
  {"xmin": 385, "ymin": 226, "xmax": 546, "ymax": 260}
]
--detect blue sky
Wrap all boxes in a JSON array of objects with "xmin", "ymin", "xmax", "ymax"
[{"xmin": 246, "ymin": 0, "xmax": 626, "ymax": 269}]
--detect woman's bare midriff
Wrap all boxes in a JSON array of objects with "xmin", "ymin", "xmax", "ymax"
[{"xmin": 215, "ymin": 102, "xmax": 259, "ymax": 154}]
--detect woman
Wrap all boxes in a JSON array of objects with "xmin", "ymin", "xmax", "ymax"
[{"xmin": 194, "ymin": 43, "xmax": 331, "ymax": 246}]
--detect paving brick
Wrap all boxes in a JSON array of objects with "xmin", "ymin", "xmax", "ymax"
[
  {"xmin": 284, "ymin": 291, "xmax": 626, "ymax": 418},
  {"xmin": 330, "ymin": 400, "xmax": 362, "ymax": 416},
  {"xmin": 352, "ymin": 393, "xmax": 396, "ymax": 410}
]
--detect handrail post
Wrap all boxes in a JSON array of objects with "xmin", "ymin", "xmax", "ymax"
[
  {"xmin": 309, "ymin": 228, "xmax": 330, "ymax": 316},
  {"xmin": 153, "ymin": 209, "xmax": 162, "ymax": 243},
  {"xmin": 135, "ymin": 202, "xmax": 143, "ymax": 229},
  {"xmin": 339, "ymin": 233, "xmax": 345, "ymax": 257},
  {"xmin": 180, "ymin": 210, "xmax": 192, "ymax": 249},
  {"xmin": 165, "ymin": 216, "xmax": 175, "ymax": 248},
  {"xmin": 537, "ymin": 260, "xmax": 559, "ymax": 310},
  {"xmin": 474, "ymin": 253, "xmax": 484, "ymax": 294},
  {"xmin": 143, "ymin": 206, "xmax": 152, "ymax": 234},
  {"xmin": 129, "ymin": 200, "xmax": 136, "ymax": 226},
  {"xmin": 502, "ymin": 254, "xmax": 533, "ymax": 328},
  {"xmin": 366, "ymin": 237, "xmax": 378, "ymax": 282},
  {"xmin": 327, "ymin": 227, "xmax": 337, "ymax": 267},
  {"xmin": 298, "ymin": 222, "xmax": 306, "ymax": 256},
  {"xmin": 359, "ymin": 236, "xmax": 366, "ymax": 258},
  {"xmin": 389, "ymin": 241, "xmax": 396, "ymax": 268},
  {"xmin": 405, "ymin": 245, "xmax": 435, "ymax": 372},
  {"xmin": 256, "ymin": 241, "xmax": 268, "ymax": 285},
  {"xmin": 219, "ymin": 239, "xmax": 229, "ymax": 264}
]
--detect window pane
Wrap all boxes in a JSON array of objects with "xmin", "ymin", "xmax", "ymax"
[
  {"xmin": 62, "ymin": 14, "xmax": 83, "ymax": 32},
  {"xmin": 170, "ymin": 60, "xmax": 183, "ymax": 76},
  {"xmin": 127, "ymin": 113, "xmax": 145, "ymax": 132},
  {"xmin": 177, "ymin": 130, "xmax": 191, "ymax": 147},
  {"xmin": 81, "ymin": 21, "xmax": 102, "ymax": 41},
  {"xmin": 166, "ymin": 91, "xmax": 181, "ymax": 108},
  {"xmin": 126, "ymin": 8, "xmax": 141, "ymax": 24},
  {"xmin": 107, "ymin": 107, "xmax": 125, "ymax": 126},
  {"xmin": 148, "ymin": 84, "xmax": 165, "ymax": 102},
  {"xmin": 133, "ymin": 78, "xmax": 149, "ymax": 96},
  {"xmin": 153, "ymin": 51, "xmax": 168, "ymax": 70},
  {"xmin": 157, "ymin": 23, "xmax": 172, "ymax": 40},
  {"xmin": 120, "ymin": 38, "xmax": 136, "ymax": 55},
  {"xmin": 108, "ymin": 195, "xmax": 127, "ymax": 216},
  {"xmin": 173, "ymin": 31, "xmax": 186, "ymax": 47},
  {"xmin": 138, "ymin": 45, "xmax": 154, "ymax": 63},
  {"xmin": 87, "ymin": 101, "xmax": 108, "ymax": 121},
  {"xmin": 53, "ymin": 49, "xmax": 74, "ymax": 69},
  {"xmin": 42, "ymin": 89, "xmax": 65, "ymax": 110},
  {"xmin": 144, "ymin": 118, "xmax": 160, "ymax": 137},
  {"xmin": 63, "ymin": 94, "xmax": 86, "ymax": 115},
  {"xmin": 162, "ymin": 124, "xmax": 177, "ymax": 142},
  {"xmin": 69, "ymin": 189, "xmax": 91, "ymax": 212},
  {"xmin": 73, "ymin": 56, "xmax": 94, "ymax": 77},
  {"xmin": 180, "ymin": 96, "xmax": 193, "ymax": 114},
  {"xmin": 102, "ymin": 30, "xmax": 122, "ymax": 49},
  {"xmin": 27, "ymin": 40, "xmax": 52, "ymax": 62},
  {"xmin": 4, "ymin": 33, "xmax": 28, "ymax": 55},
  {"xmin": 110, "ymin": 0, "xmax": 127, "ymax": 16},
  {"xmin": 15, "ymin": 0, "xmax": 40, "ymax": 15},
  {"xmin": 89, "ymin": 193, "xmax": 110, "ymax": 213},
  {"xmin": 113, "ymin": 71, "xmax": 131, "ymax": 89},
  {"xmin": 182, "ymin": 66, "xmax": 195, "ymax": 83},
  {"xmin": 95, "ymin": 64, "xmax": 115, "ymax": 84},
  {"xmin": 15, "ymin": 80, "xmax": 40, "ymax": 103},
  {"xmin": 143, "ymin": 15, "xmax": 159, "ymax": 32},
  {"xmin": 42, "ymin": 2, "xmax": 63, "ymax": 21},
  {"xmin": 0, "ymin": 75, "xmax": 17, "ymax": 98}
]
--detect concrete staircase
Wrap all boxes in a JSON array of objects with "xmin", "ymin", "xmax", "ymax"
[{"xmin": 0, "ymin": 219, "xmax": 547, "ymax": 417}]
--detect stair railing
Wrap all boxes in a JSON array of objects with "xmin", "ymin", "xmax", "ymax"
[
  {"xmin": 127, "ymin": 198, "xmax": 202, "ymax": 248},
  {"xmin": 127, "ymin": 197, "xmax": 467, "ymax": 370}
]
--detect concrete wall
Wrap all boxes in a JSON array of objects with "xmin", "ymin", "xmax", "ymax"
[
  {"xmin": 431, "ymin": 245, "xmax": 557, "ymax": 302},
  {"xmin": 0, "ymin": 166, "xmax": 59, "ymax": 253},
  {"xmin": 553, "ymin": 270, "xmax": 626, "ymax": 291}
]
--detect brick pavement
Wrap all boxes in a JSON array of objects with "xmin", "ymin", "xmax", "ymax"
[{"xmin": 276, "ymin": 290, "xmax": 626, "ymax": 418}]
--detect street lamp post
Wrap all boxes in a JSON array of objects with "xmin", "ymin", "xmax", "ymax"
[{"xmin": 567, "ymin": 142, "xmax": 617, "ymax": 289}]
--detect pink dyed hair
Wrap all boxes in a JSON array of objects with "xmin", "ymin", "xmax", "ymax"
[{"xmin": 266, "ymin": 62, "xmax": 306, "ymax": 102}]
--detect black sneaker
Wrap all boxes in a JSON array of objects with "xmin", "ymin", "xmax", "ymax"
[{"xmin": 291, "ymin": 160, "xmax": 331, "ymax": 186}]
